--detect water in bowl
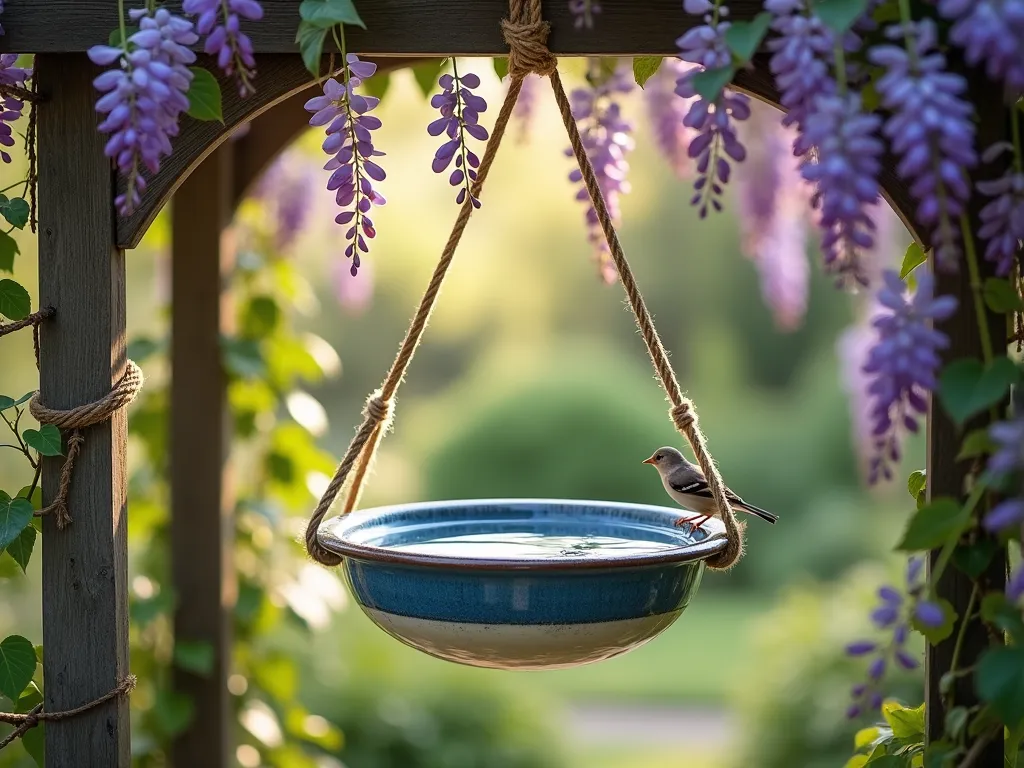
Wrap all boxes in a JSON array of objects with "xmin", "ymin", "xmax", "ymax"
[{"xmin": 388, "ymin": 531, "xmax": 683, "ymax": 560}]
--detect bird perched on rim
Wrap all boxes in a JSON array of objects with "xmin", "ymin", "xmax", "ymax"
[{"xmin": 642, "ymin": 446, "xmax": 778, "ymax": 531}]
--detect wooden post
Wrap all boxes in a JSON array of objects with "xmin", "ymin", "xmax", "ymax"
[
  {"xmin": 35, "ymin": 55, "xmax": 131, "ymax": 767},
  {"xmin": 170, "ymin": 144, "xmax": 236, "ymax": 768},
  {"xmin": 925, "ymin": 67, "xmax": 1007, "ymax": 762}
]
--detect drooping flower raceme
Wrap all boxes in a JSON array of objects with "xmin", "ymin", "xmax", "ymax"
[
  {"xmin": 869, "ymin": 20, "xmax": 977, "ymax": 269},
  {"xmin": 977, "ymin": 142, "xmax": 1024, "ymax": 277},
  {"xmin": 305, "ymin": 55, "xmax": 385, "ymax": 277},
  {"xmin": 643, "ymin": 58, "xmax": 697, "ymax": 178},
  {"xmin": 938, "ymin": 0, "xmax": 1024, "ymax": 97},
  {"xmin": 863, "ymin": 269, "xmax": 957, "ymax": 483},
  {"xmin": 566, "ymin": 62, "xmax": 635, "ymax": 283},
  {"xmin": 255, "ymin": 152, "xmax": 318, "ymax": 252},
  {"xmin": 568, "ymin": 0, "xmax": 601, "ymax": 29},
  {"xmin": 428, "ymin": 68, "xmax": 489, "ymax": 208},
  {"xmin": 845, "ymin": 557, "xmax": 941, "ymax": 718},
  {"xmin": 183, "ymin": 0, "xmax": 263, "ymax": 97},
  {"xmin": 88, "ymin": 9, "xmax": 197, "ymax": 216},
  {"xmin": 0, "ymin": 54, "xmax": 31, "ymax": 164},
  {"xmin": 675, "ymin": 9, "xmax": 751, "ymax": 217},
  {"xmin": 513, "ymin": 74, "xmax": 542, "ymax": 143},
  {"xmin": 982, "ymin": 397, "xmax": 1024, "ymax": 531}
]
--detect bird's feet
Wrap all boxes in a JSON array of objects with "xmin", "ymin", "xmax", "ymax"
[{"xmin": 674, "ymin": 514, "xmax": 711, "ymax": 533}]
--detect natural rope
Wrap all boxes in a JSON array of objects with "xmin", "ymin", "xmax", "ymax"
[
  {"xmin": 0, "ymin": 675, "xmax": 136, "ymax": 751},
  {"xmin": 305, "ymin": 0, "xmax": 743, "ymax": 570},
  {"xmin": 0, "ymin": 307, "xmax": 54, "ymax": 339},
  {"xmin": 28, "ymin": 360, "xmax": 144, "ymax": 528}
]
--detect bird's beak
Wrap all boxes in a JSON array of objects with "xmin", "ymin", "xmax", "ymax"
[{"xmin": 642, "ymin": 456, "xmax": 656, "ymax": 465}]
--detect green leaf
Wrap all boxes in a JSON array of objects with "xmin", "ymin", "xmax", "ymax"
[
  {"xmin": 0, "ymin": 229, "xmax": 19, "ymax": 273},
  {"xmin": 0, "ymin": 196, "xmax": 29, "ymax": 230},
  {"xmin": 923, "ymin": 742, "xmax": 957, "ymax": 768},
  {"xmin": 23, "ymin": 425, "xmax": 62, "ymax": 457},
  {"xmin": 951, "ymin": 539, "xmax": 996, "ymax": 580},
  {"xmin": 0, "ymin": 492, "xmax": 33, "ymax": 552},
  {"xmin": 493, "ymin": 57, "xmax": 509, "ymax": 80},
  {"xmin": 814, "ymin": 0, "xmax": 870, "ymax": 33},
  {"xmin": 0, "ymin": 392, "xmax": 33, "ymax": 412},
  {"xmin": 22, "ymin": 723, "xmax": 43, "ymax": 766},
  {"xmin": 981, "ymin": 592, "xmax": 1024, "ymax": 640},
  {"xmin": 174, "ymin": 640, "xmax": 215, "ymax": 676},
  {"xmin": 108, "ymin": 25, "xmax": 139, "ymax": 47},
  {"xmin": 412, "ymin": 60, "xmax": 444, "ymax": 99},
  {"xmin": 221, "ymin": 337, "xmax": 266, "ymax": 379},
  {"xmin": 864, "ymin": 757, "xmax": 902, "ymax": 767},
  {"xmin": 938, "ymin": 357, "xmax": 1020, "ymax": 426},
  {"xmin": 153, "ymin": 689, "xmax": 195, "ymax": 737},
  {"xmin": 242, "ymin": 295, "xmax": 281, "ymax": 338},
  {"xmin": 976, "ymin": 646, "xmax": 1024, "ymax": 724},
  {"xmin": 5, "ymin": 523, "xmax": 35, "ymax": 573},
  {"xmin": 0, "ymin": 278, "xmax": 30, "ymax": 321},
  {"xmin": 956, "ymin": 429, "xmax": 996, "ymax": 461},
  {"xmin": 899, "ymin": 242, "xmax": 927, "ymax": 280},
  {"xmin": 16, "ymin": 485, "xmax": 41, "ymax": 511},
  {"xmin": 296, "ymin": 20, "xmax": 329, "ymax": 76},
  {"xmin": 17, "ymin": 682, "xmax": 44, "ymax": 765},
  {"xmin": 881, "ymin": 700, "xmax": 925, "ymax": 739},
  {"xmin": 186, "ymin": 67, "xmax": 223, "ymax": 122},
  {"xmin": 943, "ymin": 706, "xmax": 967, "ymax": 741},
  {"xmin": 0, "ymin": 635, "xmax": 36, "ymax": 701},
  {"xmin": 298, "ymin": 0, "xmax": 366, "ymax": 29},
  {"xmin": 911, "ymin": 598, "xmax": 955, "ymax": 643},
  {"xmin": 907, "ymin": 470, "xmax": 926, "ymax": 507},
  {"xmin": 896, "ymin": 498, "xmax": 970, "ymax": 551},
  {"xmin": 691, "ymin": 66, "xmax": 736, "ymax": 102},
  {"xmin": 855, "ymin": 727, "xmax": 881, "ymax": 750},
  {"xmin": 632, "ymin": 56, "xmax": 663, "ymax": 88},
  {"xmin": 723, "ymin": 13, "xmax": 772, "ymax": 63},
  {"xmin": 982, "ymin": 277, "xmax": 1024, "ymax": 314}
]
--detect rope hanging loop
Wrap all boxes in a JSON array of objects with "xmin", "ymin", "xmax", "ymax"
[{"xmin": 304, "ymin": 0, "xmax": 744, "ymax": 571}]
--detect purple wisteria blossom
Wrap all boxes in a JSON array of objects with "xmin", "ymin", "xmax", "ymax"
[
  {"xmin": 983, "ymin": 398, "xmax": 1024, "ymax": 531},
  {"xmin": 869, "ymin": 20, "xmax": 977, "ymax": 269},
  {"xmin": 182, "ymin": 0, "xmax": 263, "ymax": 97},
  {"xmin": 566, "ymin": 62, "xmax": 635, "ymax": 283},
  {"xmin": 88, "ymin": 9, "xmax": 197, "ymax": 216},
  {"xmin": 675, "ymin": 13, "xmax": 750, "ymax": 217},
  {"xmin": 643, "ymin": 58, "xmax": 697, "ymax": 178},
  {"xmin": 255, "ymin": 153, "xmax": 318, "ymax": 252},
  {"xmin": 803, "ymin": 95, "xmax": 883, "ymax": 287},
  {"xmin": 977, "ymin": 142, "xmax": 1024, "ymax": 276},
  {"xmin": 938, "ymin": 0, "xmax": 1024, "ymax": 96},
  {"xmin": 0, "ymin": 55, "xmax": 30, "ymax": 165},
  {"xmin": 0, "ymin": 0, "xmax": 5, "ymax": 36},
  {"xmin": 736, "ymin": 103, "xmax": 812, "ymax": 330},
  {"xmin": 863, "ymin": 269, "xmax": 957, "ymax": 483},
  {"xmin": 305, "ymin": 55, "xmax": 385, "ymax": 277},
  {"xmin": 568, "ymin": 0, "xmax": 601, "ymax": 29},
  {"xmin": 846, "ymin": 557, "xmax": 939, "ymax": 718},
  {"xmin": 513, "ymin": 74, "xmax": 542, "ymax": 144},
  {"xmin": 429, "ymin": 68, "xmax": 489, "ymax": 208}
]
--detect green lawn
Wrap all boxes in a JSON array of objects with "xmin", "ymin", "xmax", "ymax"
[{"xmin": 313, "ymin": 591, "xmax": 765, "ymax": 705}]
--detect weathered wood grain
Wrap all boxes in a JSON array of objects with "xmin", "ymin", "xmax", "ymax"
[
  {"xmin": 36, "ymin": 55, "xmax": 131, "ymax": 768},
  {"xmin": 170, "ymin": 144, "xmax": 236, "ymax": 768}
]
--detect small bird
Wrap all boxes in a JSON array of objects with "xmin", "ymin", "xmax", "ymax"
[{"xmin": 642, "ymin": 446, "xmax": 779, "ymax": 531}]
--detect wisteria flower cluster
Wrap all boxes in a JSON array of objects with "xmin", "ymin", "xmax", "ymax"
[
  {"xmin": 182, "ymin": 0, "xmax": 263, "ymax": 97},
  {"xmin": 845, "ymin": 557, "xmax": 941, "ymax": 718},
  {"xmin": 305, "ymin": 54, "xmax": 386, "ymax": 277},
  {"xmin": 870, "ymin": 20, "xmax": 977, "ymax": 268},
  {"xmin": 428, "ymin": 68, "xmax": 489, "ymax": 208},
  {"xmin": 566, "ymin": 62, "xmax": 635, "ymax": 283},
  {"xmin": 643, "ymin": 58, "xmax": 697, "ymax": 178},
  {"xmin": 0, "ymin": 54, "xmax": 31, "ymax": 165},
  {"xmin": 675, "ymin": 2, "xmax": 750, "ymax": 218},
  {"xmin": 938, "ymin": 0, "xmax": 1024, "ymax": 97},
  {"xmin": 863, "ymin": 270, "xmax": 957, "ymax": 483},
  {"xmin": 977, "ymin": 142, "xmax": 1024, "ymax": 276},
  {"xmin": 88, "ymin": 8, "xmax": 198, "ymax": 216},
  {"xmin": 983, "ymin": 397, "xmax": 1024, "ymax": 532}
]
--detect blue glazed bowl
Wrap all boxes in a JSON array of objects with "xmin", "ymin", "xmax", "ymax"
[{"xmin": 318, "ymin": 499, "xmax": 727, "ymax": 670}]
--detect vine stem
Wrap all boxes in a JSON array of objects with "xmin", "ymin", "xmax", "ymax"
[
  {"xmin": 930, "ymin": 480, "xmax": 988, "ymax": 598},
  {"xmin": 946, "ymin": 581, "xmax": 979, "ymax": 703},
  {"xmin": 961, "ymin": 213, "xmax": 995, "ymax": 365}
]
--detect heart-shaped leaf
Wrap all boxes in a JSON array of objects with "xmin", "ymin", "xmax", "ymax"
[
  {"xmin": 882, "ymin": 700, "xmax": 925, "ymax": 738},
  {"xmin": 956, "ymin": 428, "xmax": 996, "ymax": 461},
  {"xmin": 0, "ymin": 196, "xmax": 29, "ymax": 230},
  {"xmin": 0, "ymin": 278, "xmax": 30, "ymax": 321},
  {"xmin": 724, "ymin": 13, "xmax": 772, "ymax": 64},
  {"xmin": 5, "ymin": 523, "xmax": 35, "ymax": 573},
  {"xmin": 412, "ymin": 60, "xmax": 444, "ymax": 99},
  {"xmin": 0, "ymin": 492, "xmax": 33, "ymax": 552},
  {"xmin": 492, "ymin": 57, "xmax": 509, "ymax": 81},
  {"xmin": 632, "ymin": 56, "xmax": 663, "ymax": 88},
  {"xmin": 976, "ymin": 646, "xmax": 1024, "ymax": 724},
  {"xmin": 298, "ymin": 0, "xmax": 365, "ymax": 29},
  {"xmin": 296, "ymin": 20, "xmax": 329, "ymax": 76},
  {"xmin": 0, "ymin": 634, "xmax": 36, "ymax": 701},
  {"xmin": 939, "ymin": 357, "xmax": 1020, "ymax": 426},
  {"xmin": 691, "ymin": 65, "xmax": 736, "ymax": 102},
  {"xmin": 899, "ymin": 242, "xmax": 927, "ymax": 280},
  {"xmin": 186, "ymin": 67, "xmax": 224, "ymax": 123},
  {"xmin": 906, "ymin": 469, "xmax": 926, "ymax": 507},
  {"xmin": 982, "ymin": 277, "xmax": 1024, "ymax": 314},
  {"xmin": 896, "ymin": 497, "xmax": 970, "ymax": 551},
  {"xmin": 0, "ymin": 229, "xmax": 19, "ymax": 273},
  {"xmin": 0, "ymin": 392, "xmax": 33, "ymax": 412},
  {"xmin": 23, "ymin": 425, "xmax": 62, "ymax": 457},
  {"xmin": 815, "ymin": 0, "xmax": 870, "ymax": 33}
]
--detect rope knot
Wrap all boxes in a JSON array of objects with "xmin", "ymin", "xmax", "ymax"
[
  {"xmin": 501, "ymin": 17, "xmax": 557, "ymax": 78},
  {"xmin": 670, "ymin": 401, "xmax": 695, "ymax": 432},
  {"xmin": 363, "ymin": 393, "xmax": 393, "ymax": 424}
]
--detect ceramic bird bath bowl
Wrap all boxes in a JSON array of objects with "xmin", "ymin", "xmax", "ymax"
[{"xmin": 317, "ymin": 498, "xmax": 727, "ymax": 670}]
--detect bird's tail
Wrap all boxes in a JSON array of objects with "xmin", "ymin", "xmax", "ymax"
[{"xmin": 737, "ymin": 502, "xmax": 778, "ymax": 524}]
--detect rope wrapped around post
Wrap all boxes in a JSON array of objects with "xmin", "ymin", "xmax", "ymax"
[
  {"xmin": 304, "ymin": 0, "xmax": 743, "ymax": 571},
  {"xmin": 29, "ymin": 359, "xmax": 144, "ymax": 528}
]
